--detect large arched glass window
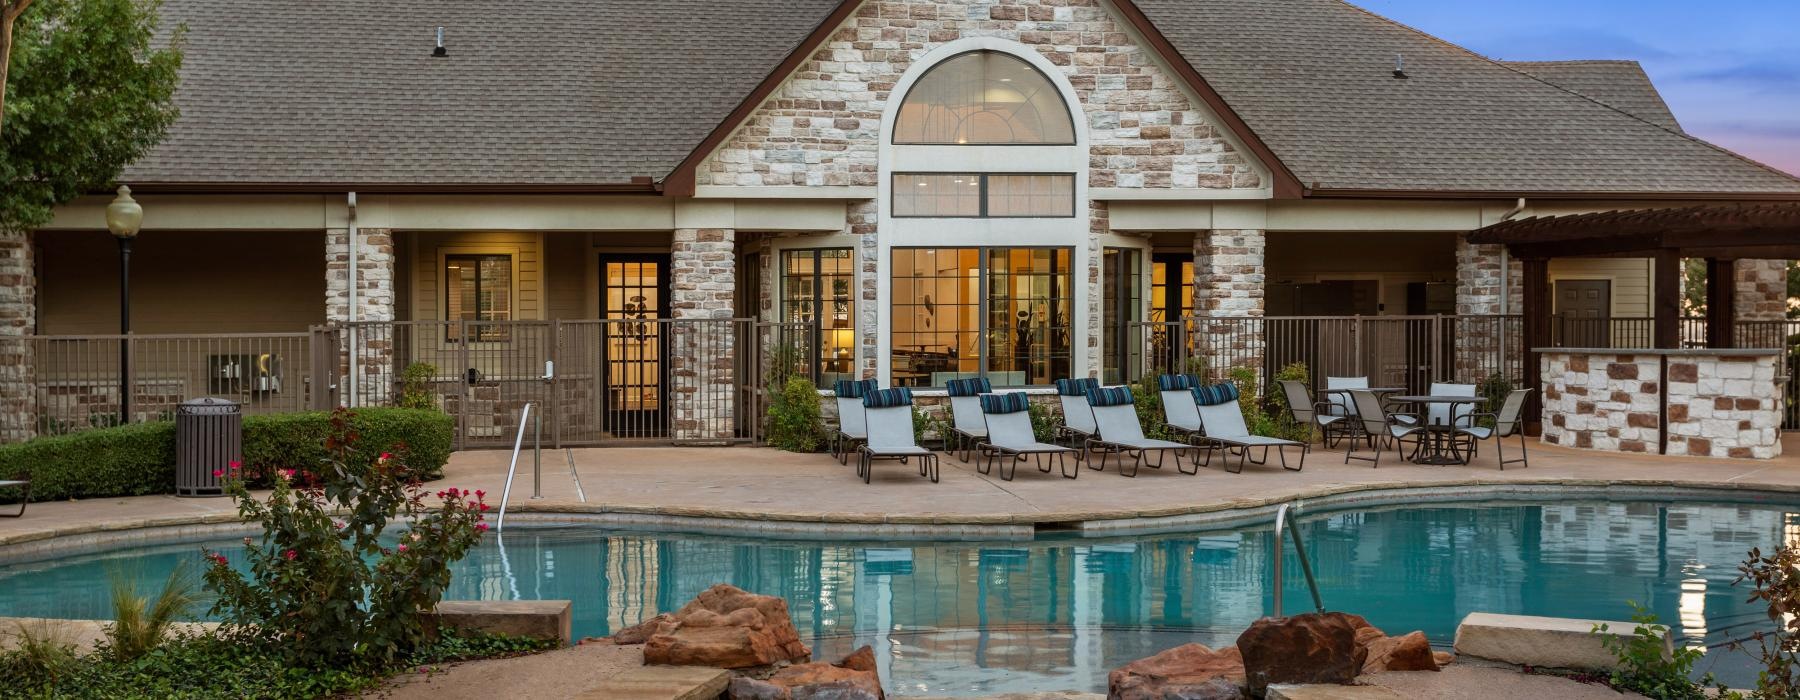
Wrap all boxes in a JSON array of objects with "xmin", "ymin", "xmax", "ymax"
[{"xmin": 893, "ymin": 51, "xmax": 1075, "ymax": 145}]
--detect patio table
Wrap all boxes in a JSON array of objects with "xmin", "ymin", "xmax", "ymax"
[{"xmin": 1389, "ymin": 395, "xmax": 1487, "ymax": 465}]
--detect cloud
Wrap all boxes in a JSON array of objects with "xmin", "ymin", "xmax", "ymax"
[
  {"xmin": 1688, "ymin": 121, "xmax": 1800, "ymax": 141},
  {"xmin": 1466, "ymin": 29, "xmax": 1674, "ymax": 61},
  {"xmin": 1673, "ymin": 59, "xmax": 1800, "ymax": 91}
]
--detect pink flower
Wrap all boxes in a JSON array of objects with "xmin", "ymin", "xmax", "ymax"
[
  {"xmin": 228, "ymin": 460, "xmax": 242, "ymax": 471},
  {"xmin": 475, "ymin": 490, "xmax": 486, "ymax": 499},
  {"xmin": 475, "ymin": 522, "xmax": 490, "ymax": 532},
  {"xmin": 334, "ymin": 521, "xmax": 345, "ymax": 529},
  {"xmin": 479, "ymin": 503, "xmax": 490, "ymax": 512},
  {"xmin": 284, "ymin": 549, "xmax": 297, "ymax": 561},
  {"xmin": 212, "ymin": 469, "xmax": 224, "ymax": 478},
  {"xmin": 397, "ymin": 544, "xmax": 408, "ymax": 553},
  {"xmin": 380, "ymin": 452, "xmax": 393, "ymax": 462},
  {"xmin": 206, "ymin": 552, "xmax": 228, "ymax": 566}
]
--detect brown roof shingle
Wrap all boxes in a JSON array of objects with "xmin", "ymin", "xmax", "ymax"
[{"xmin": 1501, "ymin": 60, "xmax": 1683, "ymax": 133}]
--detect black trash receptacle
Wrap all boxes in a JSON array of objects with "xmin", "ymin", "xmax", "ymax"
[{"xmin": 176, "ymin": 398, "xmax": 241, "ymax": 497}]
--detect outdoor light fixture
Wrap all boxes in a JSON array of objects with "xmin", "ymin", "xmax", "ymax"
[{"xmin": 106, "ymin": 185, "xmax": 143, "ymax": 426}]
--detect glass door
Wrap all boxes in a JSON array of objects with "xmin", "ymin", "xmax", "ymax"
[{"xmin": 600, "ymin": 255, "xmax": 669, "ymax": 437}]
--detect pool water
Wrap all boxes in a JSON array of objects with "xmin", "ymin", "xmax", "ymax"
[{"xmin": 1, "ymin": 500, "xmax": 1792, "ymax": 695}]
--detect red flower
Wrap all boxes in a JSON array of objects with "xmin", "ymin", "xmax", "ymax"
[
  {"xmin": 380, "ymin": 452, "xmax": 393, "ymax": 462},
  {"xmin": 479, "ymin": 503, "xmax": 490, "ymax": 512},
  {"xmin": 475, "ymin": 490, "xmax": 486, "ymax": 499},
  {"xmin": 397, "ymin": 544, "xmax": 408, "ymax": 553},
  {"xmin": 475, "ymin": 522, "xmax": 490, "ymax": 532},
  {"xmin": 206, "ymin": 552, "xmax": 228, "ymax": 566},
  {"xmin": 284, "ymin": 549, "xmax": 297, "ymax": 561},
  {"xmin": 212, "ymin": 469, "xmax": 224, "ymax": 478},
  {"xmin": 228, "ymin": 460, "xmax": 242, "ymax": 471},
  {"xmin": 333, "ymin": 521, "xmax": 345, "ymax": 529}
]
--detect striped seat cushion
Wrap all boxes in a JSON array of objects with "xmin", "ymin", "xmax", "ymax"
[
  {"xmin": 834, "ymin": 379, "xmax": 877, "ymax": 398},
  {"xmin": 862, "ymin": 387, "xmax": 914, "ymax": 408},
  {"xmin": 1157, "ymin": 374, "xmax": 1200, "ymax": 391},
  {"xmin": 945, "ymin": 377, "xmax": 992, "ymax": 397},
  {"xmin": 1085, "ymin": 386, "xmax": 1135, "ymax": 407},
  {"xmin": 1054, "ymin": 377, "xmax": 1098, "ymax": 397},
  {"xmin": 1192, "ymin": 383, "xmax": 1240, "ymax": 406},
  {"xmin": 979, "ymin": 392, "xmax": 1031, "ymax": 414}
]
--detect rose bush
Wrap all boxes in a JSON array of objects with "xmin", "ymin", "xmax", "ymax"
[{"xmin": 203, "ymin": 409, "xmax": 488, "ymax": 670}]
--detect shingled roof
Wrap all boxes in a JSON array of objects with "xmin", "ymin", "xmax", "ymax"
[{"xmin": 1502, "ymin": 60, "xmax": 1682, "ymax": 133}]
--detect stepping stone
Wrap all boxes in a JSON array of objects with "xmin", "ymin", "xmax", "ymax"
[
  {"xmin": 1268, "ymin": 685, "xmax": 1404, "ymax": 700},
  {"xmin": 578, "ymin": 665, "xmax": 729, "ymax": 700}
]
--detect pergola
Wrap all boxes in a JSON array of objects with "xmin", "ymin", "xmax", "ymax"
[{"xmin": 1467, "ymin": 203, "xmax": 1800, "ymax": 423}]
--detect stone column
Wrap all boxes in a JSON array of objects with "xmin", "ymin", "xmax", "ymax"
[
  {"xmin": 850, "ymin": 200, "xmax": 879, "ymax": 380},
  {"xmin": 326, "ymin": 227, "xmax": 396, "ymax": 406},
  {"xmin": 0, "ymin": 230, "xmax": 35, "ymax": 443},
  {"xmin": 1734, "ymin": 259, "xmax": 1789, "ymax": 322},
  {"xmin": 1193, "ymin": 229, "xmax": 1265, "ymax": 380},
  {"xmin": 1454, "ymin": 236, "xmax": 1525, "ymax": 382},
  {"xmin": 670, "ymin": 228, "xmax": 737, "ymax": 441}
]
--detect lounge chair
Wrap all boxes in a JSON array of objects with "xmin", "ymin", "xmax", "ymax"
[
  {"xmin": 830, "ymin": 379, "xmax": 877, "ymax": 465},
  {"xmin": 1157, "ymin": 374, "xmax": 1205, "ymax": 441},
  {"xmin": 1343, "ymin": 389, "xmax": 1427, "ymax": 469},
  {"xmin": 976, "ymin": 392, "xmax": 1077, "ymax": 481},
  {"xmin": 856, "ymin": 388, "xmax": 939, "ymax": 484},
  {"xmin": 1278, "ymin": 379, "xmax": 1349, "ymax": 447},
  {"xmin": 1084, "ymin": 385, "xmax": 1196, "ymax": 477},
  {"xmin": 944, "ymin": 377, "xmax": 991, "ymax": 463},
  {"xmin": 1054, "ymin": 378, "xmax": 1099, "ymax": 453},
  {"xmin": 0, "ymin": 471, "xmax": 28, "ymax": 518},
  {"xmin": 1190, "ymin": 383, "xmax": 1306, "ymax": 473},
  {"xmin": 1456, "ymin": 389, "xmax": 1532, "ymax": 470}
]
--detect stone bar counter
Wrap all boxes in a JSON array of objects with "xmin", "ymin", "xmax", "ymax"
[{"xmin": 1538, "ymin": 347, "xmax": 1785, "ymax": 459}]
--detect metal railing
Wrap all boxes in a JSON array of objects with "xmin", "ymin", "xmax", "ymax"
[
  {"xmin": 1272, "ymin": 502, "xmax": 1324, "ymax": 618},
  {"xmin": 494, "ymin": 402, "xmax": 541, "ymax": 533}
]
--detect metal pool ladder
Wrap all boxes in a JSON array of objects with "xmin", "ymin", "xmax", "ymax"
[
  {"xmin": 495, "ymin": 403, "xmax": 544, "ymax": 533},
  {"xmin": 1272, "ymin": 502, "xmax": 1325, "ymax": 617}
]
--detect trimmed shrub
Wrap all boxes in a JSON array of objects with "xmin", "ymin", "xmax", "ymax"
[
  {"xmin": 767, "ymin": 376, "xmax": 825, "ymax": 453},
  {"xmin": 243, "ymin": 408, "xmax": 454, "ymax": 480}
]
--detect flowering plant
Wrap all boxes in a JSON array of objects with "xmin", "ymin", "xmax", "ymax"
[{"xmin": 202, "ymin": 409, "xmax": 487, "ymax": 670}]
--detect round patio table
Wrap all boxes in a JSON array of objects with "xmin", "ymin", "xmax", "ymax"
[{"xmin": 1389, "ymin": 395, "xmax": 1487, "ymax": 465}]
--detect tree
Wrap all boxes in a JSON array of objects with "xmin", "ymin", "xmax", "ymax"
[
  {"xmin": 1, "ymin": 0, "xmax": 181, "ymax": 233},
  {"xmin": 0, "ymin": 0, "xmax": 35, "ymax": 135}
]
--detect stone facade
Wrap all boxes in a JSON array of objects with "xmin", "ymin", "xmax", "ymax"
[
  {"xmin": 327, "ymin": 227, "xmax": 396, "ymax": 406},
  {"xmin": 1540, "ymin": 350, "xmax": 1782, "ymax": 459},
  {"xmin": 1540, "ymin": 352, "xmax": 1662, "ymax": 454},
  {"xmin": 850, "ymin": 201, "xmax": 880, "ymax": 379},
  {"xmin": 698, "ymin": 0, "xmax": 1262, "ymax": 191},
  {"xmin": 1665, "ymin": 354, "xmax": 1784, "ymax": 459},
  {"xmin": 1734, "ymin": 259, "xmax": 1789, "ymax": 322},
  {"xmin": 1453, "ymin": 237, "xmax": 1525, "ymax": 382},
  {"xmin": 670, "ymin": 228, "xmax": 739, "ymax": 441},
  {"xmin": 1193, "ymin": 229, "xmax": 1265, "ymax": 377},
  {"xmin": 0, "ymin": 229, "xmax": 34, "ymax": 442}
]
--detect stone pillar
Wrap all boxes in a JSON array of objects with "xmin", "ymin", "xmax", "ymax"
[
  {"xmin": 1454, "ymin": 236, "xmax": 1525, "ymax": 382},
  {"xmin": 850, "ymin": 200, "xmax": 878, "ymax": 380},
  {"xmin": 670, "ymin": 227, "xmax": 737, "ymax": 441},
  {"xmin": 0, "ymin": 230, "xmax": 35, "ymax": 443},
  {"xmin": 326, "ymin": 227, "xmax": 396, "ymax": 406},
  {"xmin": 1734, "ymin": 259, "xmax": 1789, "ymax": 322},
  {"xmin": 1193, "ymin": 229, "xmax": 1265, "ymax": 380}
]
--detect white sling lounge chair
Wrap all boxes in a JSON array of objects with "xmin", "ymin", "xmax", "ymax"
[
  {"xmin": 856, "ymin": 388, "xmax": 939, "ymax": 484},
  {"xmin": 976, "ymin": 392, "xmax": 1077, "ymax": 481},
  {"xmin": 830, "ymin": 379, "xmax": 876, "ymax": 465},
  {"xmin": 1084, "ymin": 385, "xmax": 1196, "ymax": 477},
  {"xmin": 1190, "ymin": 383, "xmax": 1306, "ymax": 474},
  {"xmin": 1054, "ymin": 378, "xmax": 1099, "ymax": 455},
  {"xmin": 1157, "ymin": 374, "xmax": 1205, "ymax": 442},
  {"xmin": 944, "ymin": 377, "xmax": 991, "ymax": 463}
]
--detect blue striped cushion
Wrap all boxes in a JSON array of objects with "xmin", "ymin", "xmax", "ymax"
[
  {"xmin": 979, "ymin": 392, "xmax": 1031, "ymax": 414},
  {"xmin": 1157, "ymin": 374, "xmax": 1200, "ymax": 391},
  {"xmin": 1055, "ymin": 377, "xmax": 1098, "ymax": 397},
  {"xmin": 1192, "ymin": 383, "xmax": 1240, "ymax": 406},
  {"xmin": 834, "ymin": 379, "xmax": 876, "ymax": 398},
  {"xmin": 945, "ymin": 377, "xmax": 992, "ymax": 397},
  {"xmin": 1085, "ymin": 386, "xmax": 1135, "ymax": 407},
  {"xmin": 862, "ymin": 387, "xmax": 913, "ymax": 408}
]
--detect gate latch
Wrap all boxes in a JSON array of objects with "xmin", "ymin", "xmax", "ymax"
[
  {"xmin": 465, "ymin": 367, "xmax": 481, "ymax": 385},
  {"xmin": 543, "ymin": 360, "xmax": 555, "ymax": 382}
]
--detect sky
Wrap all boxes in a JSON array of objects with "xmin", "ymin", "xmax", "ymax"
[{"xmin": 1356, "ymin": 0, "xmax": 1800, "ymax": 176}]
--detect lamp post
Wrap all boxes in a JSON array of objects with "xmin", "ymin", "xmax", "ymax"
[{"xmin": 105, "ymin": 186, "xmax": 143, "ymax": 426}]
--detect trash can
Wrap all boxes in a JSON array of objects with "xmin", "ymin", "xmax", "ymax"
[{"xmin": 176, "ymin": 397, "xmax": 241, "ymax": 497}]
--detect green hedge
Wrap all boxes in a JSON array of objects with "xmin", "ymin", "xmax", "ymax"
[{"xmin": 0, "ymin": 408, "xmax": 454, "ymax": 502}]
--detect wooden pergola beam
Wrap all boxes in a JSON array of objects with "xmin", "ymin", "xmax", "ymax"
[{"xmin": 1706, "ymin": 258, "xmax": 1738, "ymax": 349}]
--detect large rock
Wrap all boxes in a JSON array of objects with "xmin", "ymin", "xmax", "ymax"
[
  {"xmin": 728, "ymin": 646, "xmax": 884, "ymax": 700},
  {"xmin": 1237, "ymin": 613, "xmax": 1367, "ymax": 697},
  {"xmin": 1361, "ymin": 631, "xmax": 1438, "ymax": 673},
  {"xmin": 644, "ymin": 583, "xmax": 812, "ymax": 669},
  {"xmin": 592, "ymin": 613, "xmax": 677, "ymax": 645},
  {"xmin": 1108, "ymin": 643, "xmax": 1246, "ymax": 699}
]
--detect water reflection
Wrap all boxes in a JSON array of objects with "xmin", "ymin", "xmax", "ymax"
[{"xmin": 0, "ymin": 502, "xmax": 1791, "ymax": 694}]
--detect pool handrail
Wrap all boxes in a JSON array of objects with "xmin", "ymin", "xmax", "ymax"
[
  {"xmin": 495, "ymin": 403, "xmax": 537, "ymax": 533},
  {"xmin": 1272, "ymin": 502, "xmax": 1325, "ymax": 617}
]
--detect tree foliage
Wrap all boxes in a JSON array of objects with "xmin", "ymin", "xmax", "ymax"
[{"xmin": 1, "ymin": 0, "xmax": 181, "ymax": 233}]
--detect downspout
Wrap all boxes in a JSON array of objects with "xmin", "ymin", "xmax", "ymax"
[
  {"xmin": 1498, "ymin": 198, "xmax": 1525, "ymax": 381},
  {"xmin": 347, "ymin": 192, "xmax": 358, "ymax": 405}
]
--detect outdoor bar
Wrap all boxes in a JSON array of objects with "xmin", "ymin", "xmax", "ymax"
[{"xmin": 1470, "ymin": 203, "xmax": 1800, "ymax": 459}]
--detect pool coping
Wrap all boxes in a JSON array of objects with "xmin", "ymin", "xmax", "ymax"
[{"xmin": 5, "ymin": 476, "xmax": 1800, "ymax": 564}]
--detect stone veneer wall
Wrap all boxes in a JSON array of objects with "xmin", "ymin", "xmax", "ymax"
[
  {"xmin": 670, "ymin": 228, "xmax": 739, "ymax": 441},
  {"xmin": 0, "ymin": 229, "xmax": 33, "ymax": 441},
  {"xmin": 1540, "ymin": 351, "xmax": 1782, "ymax": 459},
  {"xmin": 1453, "ymin": 237, "xmax": 1525, "ymax": 382},
  {"xmin": 326, "ymin": 227, "xmax": 396, "ymax": 406},
  {"xmin": 1735, "ymin": 259, "xmax": 1789, "ymax": 322},
  {"xmin": 1193, "ymin": 229, "xmax": 1264, "ymax": 378}
]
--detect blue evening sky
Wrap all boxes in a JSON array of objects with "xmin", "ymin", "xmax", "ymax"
[{"xmin": 1356, "ymin": 0, "xmax": 1800, "ymax": 176}]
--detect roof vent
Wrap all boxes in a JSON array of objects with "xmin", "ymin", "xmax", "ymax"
[
  {"xmin": 1393, "ymin": 53, "xmax": 1408, "ymax": 79},
  {"xmin": 433, "ymin": 27, "xmax": 447, "ymax": 57}
]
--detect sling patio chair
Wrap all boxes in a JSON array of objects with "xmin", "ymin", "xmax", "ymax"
[
  {"xmin": 856, "ymin": 388, "xmax": 939, "ymax": 484},
  {"xmin": 1157, "ymin": 374, "xmax": 1206, "ymax": 442},
  {"xmin": 1343, "ymin": 389, "xmax": 1428, "ymax": 469},
  {"xmin": 1428, "ymin": 381, "xmax": 1479, "ymax": 458},
  {"xmin": 0, "ymin": 471, "xmax": 28, "ymax": 518},
  {"xmin": 830, "ymin": 378, "xmax": 878, "ymax": 465},
  {"xmin": 1455, "ymin": 389, "xmax": 1533, "ymax": 470},
  {"xmin": 1190, "ymin": 383, "xmax": 1307, "ymax": 474},
  {"xmin": 944, "ymin": 377, "xmax": 992, "ymax": 463},
  {"xmin": 1278, "ymin": 379, "xmax": 1350, "ymax": 448},
  {"xmin": 1084, "ymin": 385, "xmax": 1197, "ymax": 477},
  {"xmin": 975, "ymin": 392, "xmax": 1078, "ymax": 481},
  {"xmin": 1054, "ymin": 377, "xmax": 1099, "ymax": 456}
]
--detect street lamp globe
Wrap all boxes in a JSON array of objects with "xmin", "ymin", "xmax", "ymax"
[{"xmin": 105, "ymin": 185, "xmax": 143, "ymax": 239}]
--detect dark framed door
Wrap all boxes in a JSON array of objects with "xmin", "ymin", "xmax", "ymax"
[
  {"xmin": 1555, "ymin": 279, "xmax": 1612, "ymax": 347},
  {"xmin": 599, "ymin": 254, "xmax": 671, "ymax": 437}
]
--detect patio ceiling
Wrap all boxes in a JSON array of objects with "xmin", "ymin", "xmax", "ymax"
[{"xmin": 1467, "ymin": 203, "xmax": 1800, "ymax": 260}]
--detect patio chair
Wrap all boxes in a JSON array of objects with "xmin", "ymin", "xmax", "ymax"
[
  {"xmin": 1157, "ymin": 374, "xmax": 1205, "ymax": 442},
  {"xmin": 1278, "ymin": 379, "xmax": 1349, "ymax": 447},
  {"xmin": 1323, "ymin": 376, "xmax": 1366, "ymax": 418},
  {"xmin": 1191, "ymin": 384, "xmax": 1307, "ymax": 474},
  {"xmin": 1054, "ymin": 378, "xmax": 1099, "ymax": 453},
  {"xmin": 944, "ymin": 377, "xmax": 992, "ymax": 463},
  {"xmin": 830, "ymin": 379, "xmax": 877, "ymax": 465},
  {"xmin": 1456, "ymin": 389, "xmax": 1532, "ymax": 470},
  {"xmin": 856, "ymin": 388, "xmax": 939, "ymax": 484},
  {"xmin": 1343, "ymin": 389, "xmax": 1427, "ymax": 469},
  {"xmin": 1428, "ymin": 381, "xmax": 1479, "ymax": 458},
  {"xmin": 0, "ymin": 471, "xmax": 28, "ymax": 518},
  {"xmin": 975, "ymin": 392, "xmax": 1077, "ymax": 481},
  {"xmin": 1084, "ymin": 385, "xmax": 1196, "ymax": 477}
]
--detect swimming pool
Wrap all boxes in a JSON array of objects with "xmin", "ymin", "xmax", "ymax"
[{"xmin": 1, "ymin": 499, "xmax": 1791, "ymax": 695}]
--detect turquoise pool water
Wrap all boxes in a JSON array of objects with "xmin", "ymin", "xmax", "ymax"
[{"xmin": 0, "ymin": 500, "xmax": 1791, "ymax": 695}]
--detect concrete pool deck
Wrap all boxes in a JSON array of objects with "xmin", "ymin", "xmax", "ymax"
[{"xmin": 4, "ymin": 434, "xmax": 1800, "ymax": 548}]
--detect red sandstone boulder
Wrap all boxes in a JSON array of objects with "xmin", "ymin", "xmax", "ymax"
[
  {"xmin": 643, "ymin": 583, "xmax": 811, "ymax": 669},
  {"xmin": 727, "ymin": 646, "xmax": 884, "ymax": 700},
  {"xmin": 1362, "ymin": 631, "xmax": 1438, "ymax": 673},
  {"xmin": 1236, "ymin": 613, "xmax": 1367, "ymax": 696},
  {"xmin": 589, "ymin": 612, "xmax": 678, "ymax": 645},
  {"xmin": 1108, "ymin": 643, "xmax": 1246, "ymax": 699}
]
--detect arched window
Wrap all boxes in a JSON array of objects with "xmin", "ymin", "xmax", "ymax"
[{"xmin": 893, "ymin": 51, "xmax": 1075, "ymax": 145}]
